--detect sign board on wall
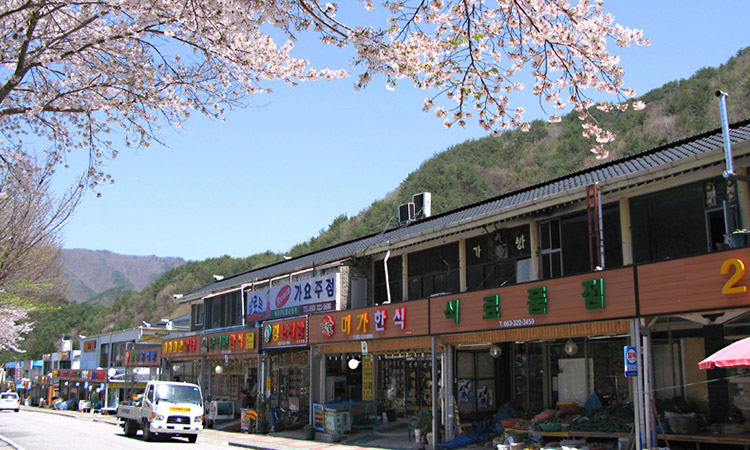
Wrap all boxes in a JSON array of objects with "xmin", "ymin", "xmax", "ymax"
[
  {"xmin": 162, "ymin": 329, "xmax": 259, "ymax": 358},
  {"xmin": 638, "ymin": 248, "xmax": 750, "ymax": 315},
  {"xmin": 430, "ymin": 267, "xmax": 637, "ymax": 334},
  {"xmin": 261, "ymin": 316, "xmax": 308, "ymax": 349},
  {"xmin": 308, "ymin": 300, "xmax": 429, "ymax": 344},
  {"xmin": 246, "ymin": 273, "xmax": 340, "ymax": 321},
  {"xmin": 124, "ymin": 348, "xmax": 161, "ymax": 366}
]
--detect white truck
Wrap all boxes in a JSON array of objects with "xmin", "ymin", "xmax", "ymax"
[{"xmin": 117, "ymin": 380, "xmax": 204, "ymax": 443}]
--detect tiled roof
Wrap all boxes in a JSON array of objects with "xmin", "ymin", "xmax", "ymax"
[{"xmin": 182, "ymin": 119, "xmax": 750, "ymax": 301}]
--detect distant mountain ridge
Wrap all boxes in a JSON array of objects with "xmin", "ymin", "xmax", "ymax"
[{"xmin": 62, "ymin": 249, "xmax": 185, "ymax": 303}]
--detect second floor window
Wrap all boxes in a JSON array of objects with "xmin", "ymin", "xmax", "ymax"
[
  {"xmin": 539, "ymin": 219, "xmax": 562, "ymax": 278},
  {"xmin": 408, "ymin": 242, "xmax": 460, "ymax": 299},
  {"xmin": 204, "ymin": 290, "xmax": 242, "ymax": 330},
  {"xmin": 374, "ymin": 255, "xmax": 403, "ymax": 303}
]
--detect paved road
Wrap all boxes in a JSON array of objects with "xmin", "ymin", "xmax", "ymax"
[
  {"xmin": 0, "ymin": 409, "xmax": 224, "ymax": 449},
  {"xmin": 0, "ymin": 407, "xmax": 423, "ymax": 450}
]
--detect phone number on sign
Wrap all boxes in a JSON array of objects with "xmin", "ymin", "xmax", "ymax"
[{"xmin": 499, "ymin": 318, "xmax": 535, "ymax": 328}]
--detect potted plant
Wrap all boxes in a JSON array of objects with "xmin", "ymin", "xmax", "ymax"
[
  {"xmin": 255, "ymin": 395, "xmax": 268, "ymax": 434},
  {"xmin": 304, "ymin": 423, "xmax": 316, "ymax": 440}
]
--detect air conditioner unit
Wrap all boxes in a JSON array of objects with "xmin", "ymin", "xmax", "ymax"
[
  {"xmin": 413, "ymin": 192, "xmax": 432, "ymax": 219},
  {"xmin": 398, "ymin": 202, "xmax": 416, "ymax": 225}
]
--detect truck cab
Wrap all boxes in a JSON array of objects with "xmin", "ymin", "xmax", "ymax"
[{"xmin": 118, "ymin": 381, "xmax": 203, "ymax": 443}]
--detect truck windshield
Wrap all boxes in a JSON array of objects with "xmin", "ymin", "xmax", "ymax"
[{"xmin": 155, "ymin": 384, "xmax": 202, "ymax": 406}]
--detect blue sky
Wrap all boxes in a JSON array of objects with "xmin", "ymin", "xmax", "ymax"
[{"xmin": 56, "ymin": 1, "xmax": 750, "ymax": 261}]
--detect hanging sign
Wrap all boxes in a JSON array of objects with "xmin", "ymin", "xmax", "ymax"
[{"xmin": 624, "ymin": 346, "xmax": 638, "ymax": 377}]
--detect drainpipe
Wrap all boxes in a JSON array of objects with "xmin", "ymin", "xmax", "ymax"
[{"xmin": 383, "ymin": 248, "xmax": 392, "ymax": 304}]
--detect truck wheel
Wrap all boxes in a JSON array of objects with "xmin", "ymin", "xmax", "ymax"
[
  {"xmin": 142, "ymin": 422, "xmax": 154, "ymax": 442},
  {"xmin": 187, "ymin": 435, "xmax": 197, "ymax": 443},
  {"xmin": 124, "ymin": 420, "xmax": 137, "ymax": 437}
]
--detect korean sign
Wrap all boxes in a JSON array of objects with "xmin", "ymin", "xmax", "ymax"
[
  {"xmin": 162, "ymin": 330, "xmax": 259, "ymax": 358},
  {"xmin": 125, "ymin": 347, "xmax": 161, "ymax": 366},
  {"xmin": 52, "ymin": 369, "xmax": 107, "ymax": 382},
  {"xmin": 638, "ymin": 248, "xmax": 750, "ymax": 315},
  {"xmin": 261, "ymin": 316, "xmax": 308, "ymax": 349},
  {"xmin": 430, "ymin": 267, "xmax": 636, "ymax": 334},
  {"xmin": 308, "ymin": 300, "xmax": 429, "ymax": 344},
  {"xmin": 246, "ymin": 273, "xmax": 340, "ymax": 322}
]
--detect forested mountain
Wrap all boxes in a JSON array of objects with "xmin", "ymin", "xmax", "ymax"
[
  {"xmin": 289, "ymin": 47, "xmax": 750, "ymax": 254},
  {"xmin": 62, "ymin": 249, "xmax": 186, "ymax": 303},
  {"xmin": 10, "ymin": 47, "xmax": 749, "ymax": 360}
]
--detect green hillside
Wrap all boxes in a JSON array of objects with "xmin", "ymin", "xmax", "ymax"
[{"xmin": 7, "ymin": 48, "xmax": 750, "ymax": 360}]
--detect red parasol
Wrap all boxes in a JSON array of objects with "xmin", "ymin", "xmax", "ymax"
[{"xmin": 699, "ymin": 336, "xmax": 750, "ymax": 370}]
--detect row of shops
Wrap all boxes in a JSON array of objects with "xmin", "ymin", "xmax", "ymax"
[
  {"xmin": 5, "ymin": 120, "xmax": 750, "ymax": 450},
  {"xmin": 153, "ymin": 247, "xmax": 750, "ymax": 447}
]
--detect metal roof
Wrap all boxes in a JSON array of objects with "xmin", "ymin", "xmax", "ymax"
[{"xmin": 181, "ymin": 119, "xmax": 750, "ymax": 302}]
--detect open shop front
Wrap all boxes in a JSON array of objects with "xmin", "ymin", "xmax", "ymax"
[
  {"xmin": 203, "ymin": 328, "xmax": 260, "ymax": 426},
  {"xmin": 308, "ymin": 300, "xmax": 436, "ymax": 438},
  {"xmin": 634, "ymin": 248, "xmax": 750, "ymax": 449},
  {"xmin": 51, "ymin": 368, "xmax": 109, "ymax": 411},
  {"xmin": 163, "ymin": 328, "xmax": 260, "ymax": 427},
  {"xmin": 162, "ymin": 333, "xmax": 203, "ymax": 386},
  {"xmin": 430, "ymin": 266, "xmax": 640, "ymax": 448},
  {"xmin": 260, "ymin": 316, "xmax": 310, "ymax": 431}
]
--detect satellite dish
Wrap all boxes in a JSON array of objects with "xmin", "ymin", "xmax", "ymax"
[{"xmin": 489, "ymin": 344, "xmax": 502, "ymax": 358}]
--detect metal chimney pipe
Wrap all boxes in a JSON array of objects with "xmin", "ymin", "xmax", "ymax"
[{"xmin": 717, "ymin": 90, "xmax": 735, "ymax": 176}]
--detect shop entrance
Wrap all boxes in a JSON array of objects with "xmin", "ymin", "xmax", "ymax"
[{"xmin": 269, "ymin": 349, "xmax": 309, "ymax": 414}]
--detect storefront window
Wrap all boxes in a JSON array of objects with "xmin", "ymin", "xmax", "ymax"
[
  {"xmin": 379, "ymin": 355, "xmax": 436, "ymax": 416},
  {"xmin": 171, "ymin": 360, "xmax": 201, "ymax": 385},
  {"xmin": 270, "ymin": 351, "xmax": 309, "ymax": 412},
  {"xmin": 457, "ymin": 351, "xmax": 499, "ymax": 419}
]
